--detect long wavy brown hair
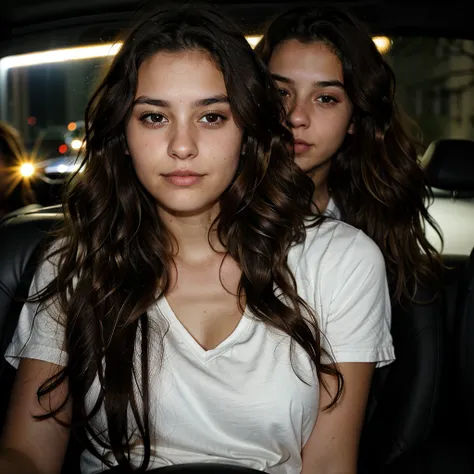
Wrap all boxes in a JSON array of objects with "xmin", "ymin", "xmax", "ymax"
[
  {"xmin": 256, "ymin": 6, "xmax": 444, "ymax": 304},
  {"xmin": 29, "ymin": 4, "xmax": 342, "ymax": 472}
]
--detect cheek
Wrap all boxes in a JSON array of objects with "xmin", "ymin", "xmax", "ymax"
[
  {"xmin": 129, "ymin": 143, "xmax": 153, "ymax": 175},
  {"xmin": 125, "ymin": 124, "xmax": 141, "ymax": 161},
  {"xmin": 208, "ymin": 128, "xmax": 242, "ymax": 167},
  {"xmin": 312, "ymin": 110, "xmax": 352, "ymax": 146},
  {"xmin": 126, "ymin": 127, "xmax": 162, "ymax": 172},
  {"xmin": 212, "ymin": 146, "xmax": 241, "ymax": 187}
]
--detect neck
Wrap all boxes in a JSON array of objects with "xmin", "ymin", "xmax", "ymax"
[
  {"xmin": 313, "ymin": 184, "xmax": 330, "ymax": 214},
  {"xmin": 159, "ymin": 203, "xmax": 224, "ymax": 264}
]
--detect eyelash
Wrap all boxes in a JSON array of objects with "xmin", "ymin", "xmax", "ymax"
[
  {"xmin": 277, "ymin": 89, "xmax": 339, "ymax": 105},
  {"xmin": 200, "ymin": 112, "xmax": 228, "ymax": 126},
  {"xmin": 316, "ymin": 95, "xmax": 339, "ymax": 105},
  {"xmin": 138, "ymin": 112, "xmax": 228, "ymax": 128}
]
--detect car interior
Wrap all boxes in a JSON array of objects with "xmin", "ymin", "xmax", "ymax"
[{"xmin": 0, "ymin": 0, "xmax": 473, "ymax": 473}]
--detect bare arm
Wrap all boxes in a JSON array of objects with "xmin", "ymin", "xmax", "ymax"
[
  {"xmin": 301, "ymin": 362, "xmax": 375, "ymax": 474},
  {"xmin": 0, "ymin": 358, "xmax": 72, "ymax": 474}
]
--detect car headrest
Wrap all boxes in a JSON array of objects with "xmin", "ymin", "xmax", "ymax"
[
  {"xmin": 0, "ymin": 203, "xmax": 62, "ymax": 226},
  {"xmin": 422, "ymin": 139, "xmax": 474, "ymax": 193}
]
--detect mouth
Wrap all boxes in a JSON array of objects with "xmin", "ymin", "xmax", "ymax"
[
  {"xmin": 162, "ymin": 170, "xmax": 204, "ymax": 186},
  {"xmin": 293, "ymin": 139, "xmax": 312, "ymax": 155},
  {"xmin": 162, "ymin": 170, "xmax": 203, "ymax": 177}
]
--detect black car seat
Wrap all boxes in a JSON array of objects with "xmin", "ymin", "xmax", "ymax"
[
  {"xmin": 0, "ymin": 208, "xmax": 83, "ymax": 473},
  {"xmin": 458, "ymin": 247, "xmax": 474, "ymax": 441},
  {"xmin": 358, "ymin": 284, "xmax": 445, "ymax": 473},
  {"xmin": 423, "ymin": 138, "xmax": 474, "ymax": 432},
  {"xmin": 375, "ymin": 139, "xmax": 474, "ymax": 474},
  {"xmin": 359, "ymin": 139, "xmax": 474, "ymax": 473},
  {"xmin": 423, "ymin": 138, "xmax": 474, "ymax": 196}
]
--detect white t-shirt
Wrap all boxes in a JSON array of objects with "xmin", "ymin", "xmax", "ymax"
[{"xmin": 5, "ymin": 219, "xmax": 394, "ymax": 474}]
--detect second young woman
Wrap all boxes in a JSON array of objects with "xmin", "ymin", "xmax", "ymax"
[{"xmin": 257, "ymin": 6, "xmax": 443, "ymax": 303}]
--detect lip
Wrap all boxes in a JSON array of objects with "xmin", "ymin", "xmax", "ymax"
[
  {"xmin": 162, "ymin": 170, "xmax": 203, "ymax": 177},
  {"xmin": 293, "ymin": 138, "xmax": 312, "ymax": 154},
  {"xmin": 162, "ymin": 169, "xmax": 204, "ymax": 186}
]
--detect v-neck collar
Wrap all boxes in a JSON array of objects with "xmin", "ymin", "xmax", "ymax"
[{"xmin": 156, "ymin": 296, "xmax": 253, "ymax": 363}]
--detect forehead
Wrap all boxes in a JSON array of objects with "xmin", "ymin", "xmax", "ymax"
[
  {"xmin": 135, "ymin": 49, "xmax": 227, "ymax": 99},
  {"xmin": 268, "ymin": 39, "xmax": 343, "ymax": 81}
]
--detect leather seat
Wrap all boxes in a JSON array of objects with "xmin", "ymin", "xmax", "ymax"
[
  {"xmin": 373, "ymin": 139, "xmax": 474, "ymax": 474},
  {"xmin": 422, "ymin": 138, "xmax": 474, "ymax": 196},
  {"xmin": 422, "ymin": 138, "xmax": 474, "ymax": 438},
  {"xmin": 0, "ymin": 209, "xmax": 62, "ymax": 353},
  {"xmin": 358, "ymin": 284, "xmax": 445, "ymax": 473},
  {"xmin": 458, "ymin": 247, "xmax": 474, "ymax": 440},
  {"xmin": 358, "ymin": 139, "xmax": 474, "ymax": 472},
  {"xmin": 0, "ymin": 208, "xmax": 80, "ymax": 472}
]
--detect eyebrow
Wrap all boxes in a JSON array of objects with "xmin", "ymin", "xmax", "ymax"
[
  {"xmin": 133, "ymin": 94, "xmax": 230, "ymax": 108},
  {"xmin": 271, "ymin": 73, "xmax": 345, "ymax": 90}
]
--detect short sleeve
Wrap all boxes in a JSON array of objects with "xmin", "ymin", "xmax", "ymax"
[
  {"xmin": 322, "ymin": 231, "xmax": 395, "ymax": 368},
  {"xmin": 4, "ymin": 253, "xmax": 68, "ymax": 369}
]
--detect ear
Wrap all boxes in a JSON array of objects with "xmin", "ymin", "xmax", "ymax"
[{"xmin": 348, "ymin": 121, "xmax": 355, "ymax": 135}]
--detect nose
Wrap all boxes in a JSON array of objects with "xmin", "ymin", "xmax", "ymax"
[
  {"xmin": 167, "ymin": 125, "xmax": 198, "ymax": 160},
  {"xmin": 285, "ymin": 101, "xmax": 310, "ymax": 130}
]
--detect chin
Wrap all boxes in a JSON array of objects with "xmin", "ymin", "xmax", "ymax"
[
  {"xmin": 296, "ymin": 155, "xmax": 331, "ymax": 174},
  {"xmin": 157, "ymin": 198, "xmax": 220, "ymax": 218},
  {"xmin": 294, "ymin": 161, "xmax": 313, "ymax": 175}
]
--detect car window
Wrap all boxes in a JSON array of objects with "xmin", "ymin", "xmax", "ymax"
[{"xmin": 384, "ymin": 37, "xmax": 474, "ymax": 144}]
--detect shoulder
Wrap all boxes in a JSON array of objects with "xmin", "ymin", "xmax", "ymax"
[
  {"xmin": 291, "ymin": 220, "xmax": 393, "ymax": 368},
  {"xmin": 5, "ymin": 238, "xmax": 68, "ymax": 369},
  {"xmin": 288, "ymin": 219, "xmax": 389, "ymax": 323},
  {"xmin": 293, "ymin": 218, "xmax": 384, "ymax": 273},
  {"xmin": 34, "ymin": 239, "xmax": 65, "ymax": 290}
]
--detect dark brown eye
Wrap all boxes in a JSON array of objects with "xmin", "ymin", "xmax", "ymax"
[{"xmin": 205, "ymin": 114, "xmax": 219, "ymax": 123}]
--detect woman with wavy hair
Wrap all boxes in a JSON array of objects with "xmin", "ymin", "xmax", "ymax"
[
  {"xmin": 1, "ymin": 4, "xmax": 393, "ymax": 474},
  {"xmin": 256, "ymin": 6, "xmax": 443, "ymax": 303}
]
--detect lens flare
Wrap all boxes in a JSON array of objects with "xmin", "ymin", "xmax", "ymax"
[{"xmin": 19, "ymin": 162, "xmax": 35, "ymax": 178}]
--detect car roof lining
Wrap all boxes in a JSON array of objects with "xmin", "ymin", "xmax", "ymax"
[{"xmin": 1, "ymin": 0, "xmax": 473, "ymax": 56}]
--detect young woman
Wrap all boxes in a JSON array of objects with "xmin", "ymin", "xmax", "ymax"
[
  {"xmin": 0, "ymin": 5, "xmax": 394, "ymax": 474},
  {"xmin": 256, "ymin": 6, "xmax": 443, "ymax": 303}
]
